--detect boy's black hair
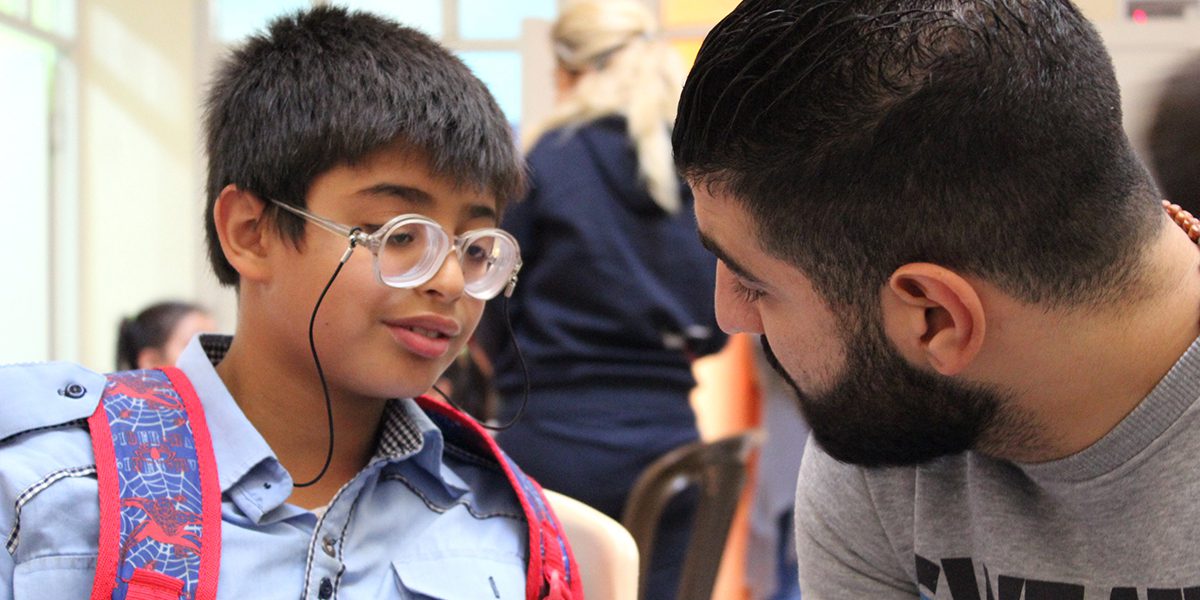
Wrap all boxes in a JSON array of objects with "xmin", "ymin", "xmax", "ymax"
[
  {"xmin": 1147, "ymin": 51, "xmax": 1200, "ymax": 216},
  {"xmin": 204, "ymin": 6, "xmax": 524, "ymax": 286},
  {"xmin": 674, "ymin": 0, "xmax": 1161, "ymax": 313}
]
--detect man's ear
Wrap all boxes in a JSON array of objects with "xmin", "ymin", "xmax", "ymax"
[
  {"xmin": 881, "ymin": 263, "xmax": 986, "ymax": 376},
  {"xmin": 212, "ymin": 184, "xmax": 273, "ymax": 284}
]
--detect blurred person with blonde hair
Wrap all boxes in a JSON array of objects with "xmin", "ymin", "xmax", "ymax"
[{"xmin": 479, "ymin": 1, "xmax": 725, "ymax": 598}]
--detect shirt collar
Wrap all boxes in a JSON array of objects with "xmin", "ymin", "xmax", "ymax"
[
  {"xmin": 174, "ymin": 334, "xmax": 465, "ymax": 513},
  {"xmin": 175, "ymin": 334, "xmax": 278, "ymax": 494}
]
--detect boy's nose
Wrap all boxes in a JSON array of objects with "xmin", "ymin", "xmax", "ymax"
[{"xmin": 418, "ymin": 250, "xmax": 466, "ymax": 302}]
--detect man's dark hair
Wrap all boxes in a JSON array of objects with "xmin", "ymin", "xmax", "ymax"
[
  {"xmin": 1146, "ymin": 51, "xmax": 1200, "ymax": 216},
  {"xmin": 204, "ymin": 6, "xmax": 524, "ymax": 286},
  {"xmin": 674, "ymin": 0, "xmax": 1161, "ymax": 313}
]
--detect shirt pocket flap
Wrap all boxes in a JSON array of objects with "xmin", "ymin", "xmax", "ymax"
[
  {"xmin": 13, "ymin": 554, "xmax": 95, "ymax": 599},
  {"xmin": 392, "ymin": 556, "xmax": 525, "ymax": 599}
]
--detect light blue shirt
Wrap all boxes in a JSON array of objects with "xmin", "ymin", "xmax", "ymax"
[{"xmin": 0, "ymin": 335, "xmax": 528, "ymax": 599}]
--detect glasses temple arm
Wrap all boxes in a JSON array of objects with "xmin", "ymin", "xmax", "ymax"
[{"xmin": 271, "ymin": 200, "xmax": 357, "ymax": 239}]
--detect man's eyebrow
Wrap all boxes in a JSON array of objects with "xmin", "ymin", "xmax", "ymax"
[
  {"xmin": 359, "ymin": 182, "xmax": 497, "ymax": 222},
  {"xmin": 698, "ymin": 231, "xmax": 763, "ymax": 284}
]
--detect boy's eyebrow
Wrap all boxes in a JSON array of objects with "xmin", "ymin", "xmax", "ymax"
[
  {"xmin": 358, "ymin": 182, "xmax": 497, "ymax": 222},
  {"xmin": 698, "ymin": 231, "xmax": 764, "ymax": 284},
  {"xmin": 359, "ymin": 183, "xmax": 435, "ymax": 205},
  {"xmin": 465, "ymin": 203, "xmax": 498, "ymax": 222}
]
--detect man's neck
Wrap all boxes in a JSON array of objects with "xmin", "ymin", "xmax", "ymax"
[
  {"xmin": 214, "ymin": 323, "xmax": 388, "ymax": 508},
  {"xmin": 987, "ymin": 217, "xmax": 1200, "ymax": 464}
]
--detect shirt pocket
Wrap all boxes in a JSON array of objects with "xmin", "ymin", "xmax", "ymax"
[
  {"xmin": 13, "ymin": 554, "xmax": 95, "ymax": 599},
  {"xmin": 392, "ymin": 555, "xmax": 525, "ymax": 600}
]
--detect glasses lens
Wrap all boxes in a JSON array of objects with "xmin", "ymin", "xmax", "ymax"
[
  {"xmin": 374, "ymin": 219, "xmax": 519, "ymax": 298},
  {"xmin": 461, "ymin": 230, "xmax": 520, "ymax": 299},
  {"xmin": 377, "ymin": 220, "xmax": 446, "ymax": 287}
]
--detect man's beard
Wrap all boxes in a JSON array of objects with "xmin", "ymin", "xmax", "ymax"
[{"xmin": 761, "ymin": 319, "xmax": 1024, "ymax": 467}]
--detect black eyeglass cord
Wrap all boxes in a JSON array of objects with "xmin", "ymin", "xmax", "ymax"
[
  {"xmin": 293, "ymin": 233, "xmax": 360, "ymax": 488},
  {"xmin": 431, "ymin": 294, "xmax": 529, "ymax": 431}
]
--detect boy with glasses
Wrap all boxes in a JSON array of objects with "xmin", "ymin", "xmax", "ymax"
[{"xmin": 0, "ymin": 7, "xmax": 579, "ymax": 599}]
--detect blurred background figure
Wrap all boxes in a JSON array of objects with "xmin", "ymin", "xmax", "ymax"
[
  {"xmin": 430, "ymin": 344, "xmax": 495, "ymax": 422},
  {"xmin": 746, "ymin": 337, "xmax": 806, "ymax": 600},
  {"xmin": 115, "ymin": 300, "xmax": 216, "ymax": 370},
  {"xmin": 479, "ymin": 0, "xmax": 725, "ymax": 597},
  {"xmin": 1145, "ymin": 51, "xmax": 1200, "ymax": 215}
]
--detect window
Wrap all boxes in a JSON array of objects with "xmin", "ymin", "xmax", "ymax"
[
  {"xmin": 337, "ymin": 0, "xmax": 443, "ymax": 38},
  {"xmin": 212, "ymin": 0, "xmax": 309, "ymax": 44},
  {"xmin": 458, "ymin": 0, "xmax": 555, "ymax": 40},
  {"xmin": 459, "ymin": 50, "xmax": 522, "ymax": 127},
  {"xmin": 0, "ymin": 1, "xmax": 76, "ymax": 364}
]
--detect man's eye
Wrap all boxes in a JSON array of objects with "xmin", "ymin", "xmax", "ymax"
[{"xmin": 732, "ymin": 278, "xmax": 766, "ymax": 302}]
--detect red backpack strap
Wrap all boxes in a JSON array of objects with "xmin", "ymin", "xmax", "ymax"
[
  {"xmin": 88, "ymin": 368, "xmax": 221, "ymax": 600},
  {"xmin": 414, "ymin": 396, "xmax": 584, "ymax": 600}
]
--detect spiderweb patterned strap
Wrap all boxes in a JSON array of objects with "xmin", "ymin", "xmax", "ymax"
[{"xmin": 89, "ymin": 368, "xmax": 221, "ymax": 600}]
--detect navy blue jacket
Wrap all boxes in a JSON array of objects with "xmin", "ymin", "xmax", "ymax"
[{"xmin": 481, "ymin": 117, "xmax": 726, "ymax": 398}]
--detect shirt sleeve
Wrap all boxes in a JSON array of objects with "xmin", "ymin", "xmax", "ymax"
[{"xmin": 795, "ymin": 441, "xmax": 918, "ymax": 599}]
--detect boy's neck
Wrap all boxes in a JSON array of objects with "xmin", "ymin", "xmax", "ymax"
[{"xmin": 214, "ymin": 328, "xmax": 388, "ymax": 509}]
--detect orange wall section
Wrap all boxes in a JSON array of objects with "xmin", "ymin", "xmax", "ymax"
[
  {"xmin": 670, "ymin": 39, "xmax": 703, "ymax": 70},
  {"xmin": 661, "ymin": 0, "xmax": 741, "ymax": 27}
]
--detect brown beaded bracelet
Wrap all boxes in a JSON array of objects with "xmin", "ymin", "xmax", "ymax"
[{"xmin": 1163, "ymin": 200, "xmax": 1200, "ymax": 242}]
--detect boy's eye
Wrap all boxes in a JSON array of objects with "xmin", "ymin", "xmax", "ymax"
[
  {"xmin": 386, "ymin": 231, "xmax": 416, "ymax": 246},
  {"xmin": 463, "ymin": 242, "xmax": 490, "ymax": 263}
]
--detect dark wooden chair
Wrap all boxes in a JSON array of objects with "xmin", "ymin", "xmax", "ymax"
[{"xmin": 620, "ymin": 430, "xmax": 762, "ymax": 600}]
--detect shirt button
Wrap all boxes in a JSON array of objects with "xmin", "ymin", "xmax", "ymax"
[
  {"xmin": 321, "ymin": 536, "xmax": 336, "ymax": 557},
  {"xmin": 318, "ymin": 577, "xmax": 333, "ymax": 599},
  {"xmin": 60, "ymin": 383, "xmax": 86, "ymax": 399}
]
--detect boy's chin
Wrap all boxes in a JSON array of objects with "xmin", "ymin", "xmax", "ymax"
[{"xmin": 344, "ymin": 372, "xmax": 441, "ymax": 402}]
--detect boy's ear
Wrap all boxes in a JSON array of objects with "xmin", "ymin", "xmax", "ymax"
[
  {"xmin": 880, "ymin": 263, "xmax": 986, "ymax": 376},
  {"xmin": 212, "ymin": 185, "xmax": 273, "ymax": 284}
]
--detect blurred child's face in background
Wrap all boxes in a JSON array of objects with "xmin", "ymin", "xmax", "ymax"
[
  {"xmin": 262, "ymin": 144, "xmax": 496, "ymax": 402},
  {"xmin": 138, "ymin": 310, "xmax": 218, "ymax": 369}
]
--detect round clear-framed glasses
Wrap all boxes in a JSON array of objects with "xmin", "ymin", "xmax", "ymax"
[{"xmin": 271, "ymin": 199, "xmax": 522, "ymax": 300}]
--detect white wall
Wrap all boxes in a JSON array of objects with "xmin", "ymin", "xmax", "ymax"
[{"xmin": 73, "ymin": 0, "xmax": 231, "ymax": 370}]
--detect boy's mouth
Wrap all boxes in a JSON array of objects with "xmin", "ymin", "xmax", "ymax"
[
  {"xmin": 383, "ymin": 316, "xmax": 460, "ymax": 359},
  {"xmin": 405, "ymin": 326, "xmax": 448, "ymax": 339}
]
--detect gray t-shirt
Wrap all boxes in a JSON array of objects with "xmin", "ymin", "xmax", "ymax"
[{"xmin": 796, "ymin": 336, "xmax": 1200, "ymax": 599}]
